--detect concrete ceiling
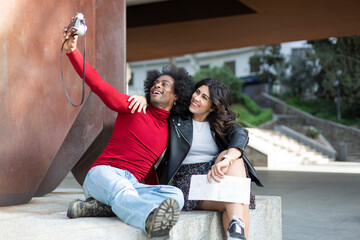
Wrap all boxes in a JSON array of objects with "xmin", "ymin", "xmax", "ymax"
[{"xmin": 126, "ymin": 0, "xmax": 360, "ymax": 62}]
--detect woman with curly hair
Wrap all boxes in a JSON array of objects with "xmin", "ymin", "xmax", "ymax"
[{"xmin": 133, "ymin": 78, "xmax": 263, "ymax": 240}]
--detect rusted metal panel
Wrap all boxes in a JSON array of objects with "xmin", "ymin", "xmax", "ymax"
[
  {"xmin": 0, "ymin": 0, "xmax": 126, "ymax": 206},
  {"xmin": 34, "ymin": 93, "xmax": 104, "ymax": 196}
]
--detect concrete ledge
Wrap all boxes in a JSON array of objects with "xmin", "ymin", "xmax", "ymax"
[{"xmin": 0, "ymin": 188, "xmax": 281, "ymax": 240}]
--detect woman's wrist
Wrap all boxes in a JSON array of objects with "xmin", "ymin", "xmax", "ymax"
[{"xmin": 222, "ymin": 154, "xmax": 232, "ymax": 165}]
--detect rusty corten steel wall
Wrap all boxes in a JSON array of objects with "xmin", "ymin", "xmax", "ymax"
[{"xmin": 0, "ymin": 0, "xmax": 126, "ymax": 206}]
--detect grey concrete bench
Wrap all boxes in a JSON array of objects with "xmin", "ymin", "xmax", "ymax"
[
  {"xmin": 0, "ymin": 188, "xmax": 281, "ymax": 240},
  {"xmin": 172, "ymin": 196, "xmax": 282, "ymax": 240}
]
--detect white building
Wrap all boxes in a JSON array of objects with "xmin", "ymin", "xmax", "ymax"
[{"xmin": 127, "ymin": 41, "xmax": 308, "ymax": 95}]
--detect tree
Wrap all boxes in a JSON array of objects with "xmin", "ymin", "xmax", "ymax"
[
  {"xmin": 280, "ymin": 48, "xmax": 318, "ymax": 98},
  {"xmin": 249, "ymin": 44, "xmax": 285, "ymax": 93},
  {"xmin": 308, "ymin": 36, "xmax": 360, "ymax": 118},
  {"xmin": 193, "ymin": 65, "xmax": 243, "ymax": 103}
]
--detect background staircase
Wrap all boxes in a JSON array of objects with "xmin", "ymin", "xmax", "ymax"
[{"xmin": 246, "ymin": 128, "xmax": 333, "ymax": 169}]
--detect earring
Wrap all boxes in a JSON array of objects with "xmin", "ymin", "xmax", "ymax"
[{"xmin": 174, "ymin": 100, "xmax": 177, "ymax": 106}]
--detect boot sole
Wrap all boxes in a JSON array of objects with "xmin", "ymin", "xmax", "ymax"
[{"xmin": 147, "ymin": 198, "xmax": 180, "ymax": 239}]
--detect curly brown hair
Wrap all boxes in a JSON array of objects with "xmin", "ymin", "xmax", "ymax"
[
  {"xmin": 144, "ymin": 66, "xmax": 194, "ymax": 116},
  {"xmin": 195, "ymin": 78, "xmax": 240, "ymax": 137}
]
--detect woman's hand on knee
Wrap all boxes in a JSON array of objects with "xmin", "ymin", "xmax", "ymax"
[
  {"xmin": 214, "ymin": 150, "xmax": 227, "ymax": 164},
  {"xmin": 207, "ymin": 160, "xmax": 230, "ymax": 183}
]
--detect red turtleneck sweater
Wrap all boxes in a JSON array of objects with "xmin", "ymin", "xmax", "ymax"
[{"xmin": 67, "ymin": 49, "xmax": 170, "ymax": 181}]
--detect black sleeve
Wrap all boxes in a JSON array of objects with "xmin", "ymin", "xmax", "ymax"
[{"xmin": 226, "ymin": 124, "xmax": 249, "ymax": 153}]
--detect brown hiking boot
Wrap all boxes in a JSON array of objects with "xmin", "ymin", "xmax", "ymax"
[{"xmin": 67, "ymin": 197, "xmax": 115, "ymax": 218}]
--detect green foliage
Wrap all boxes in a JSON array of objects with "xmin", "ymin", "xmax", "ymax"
[
  {"xmin": 249, "ymin": 45, "xmax": 285, "ymax": 88},
  {"xmin": 193, "ymin": 65, "xmax": 244, "ymax": 103},
  {"xmin": 305, "ymin": 126, "xmax": 320, "ymax": 139},
  {"xmin": 193, "ymin": 65, "xmax": 273, "ymax": 127},
  {"xmin": 232, "ymin": 103, "xmax": 273, "ymax": 127},
  {"xmin": 308, "ymin": 36, "xmax": 360, "ymax": 118},
  {"xmin": 280, "ymin": 48, "xmax": 318, "ymax": 98},
  {"xmin": 234, "ymin": 94, "xmax": 273, "ymax": 126},
  {"xmin": 284, "ymin": 96, "xmax": 359, "ymax": 126},
  {"xmin": 238, "ymin": 94, "xmax": 262, "ymax": 115},
  {"xmin": 251, "ymin": 108, "xmax": 273, "ymax": 126}
]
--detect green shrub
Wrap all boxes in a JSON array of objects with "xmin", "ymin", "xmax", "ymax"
[
  {"xmin": 283, "ymin": 96, "xmax": 359, "ymax": 126},
  {"xmin": 305, "ymin": 126, "xmax": 320, "ymax": 139},
  {"xmin": 252, "ymin": 108, "xmax": 273, "ymax": 125},
  {"xmin": 232, "ymin": 104, "xmax": 273, "ymax": 127},
  {"xmin": 239, "ymin": 94, "xmax": 262, "ymax": 115},
  {"xmin": 193, "ymin": 65, "xmax": 273, "ymax": 127},
  {"xmin": 193, "ymin": 65, "xmax": 244, "ymax": 103}
]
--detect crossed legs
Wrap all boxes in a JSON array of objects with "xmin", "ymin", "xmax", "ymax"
[{"xmin": 196, "ymin": 158, "xmax": 250, "ymax": 239}]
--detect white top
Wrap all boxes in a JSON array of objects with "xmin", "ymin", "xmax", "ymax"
[{"xmin": 182, "ymin": 120, "xmax": 219, "ymax": 164}]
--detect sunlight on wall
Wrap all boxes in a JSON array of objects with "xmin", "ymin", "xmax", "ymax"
[{"xmin": 0, "ymin": 0, "xmax": 17, "ymax": 36}]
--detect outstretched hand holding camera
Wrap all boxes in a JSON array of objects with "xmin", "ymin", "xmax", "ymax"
[
  {"xmin": 62, "ymin": 27, "xmax": 78, "ymax": 54},
  {"xmin": 62, "ymin": 13, "xmax": 87, "ymax": 54},
  {"xmin": 61, "ymin": 13, "xmax": 87, "ymax": 107}
]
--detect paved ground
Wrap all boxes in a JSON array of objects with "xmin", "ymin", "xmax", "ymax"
[{"xmin": 252, "ymin": 169, "xmax": 360, "ymax": 240}]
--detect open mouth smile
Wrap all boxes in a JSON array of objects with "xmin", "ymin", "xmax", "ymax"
[
  {"xmin": 191, "ymin": 101, "xmax": 200, "ymax": 107},
  {"xmin": 151, "ymin": 89, "xmax": 164, "ymax": 96}
]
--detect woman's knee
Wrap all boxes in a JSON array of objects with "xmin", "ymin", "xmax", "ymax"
[{"xmin": 227, "ymin": 158, "xmax": 246, "ymax": 177}]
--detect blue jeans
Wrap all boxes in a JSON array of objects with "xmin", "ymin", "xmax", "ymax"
[{"xmin": 83, "ymin": 165, "xmax": 184, "ymax": 232}]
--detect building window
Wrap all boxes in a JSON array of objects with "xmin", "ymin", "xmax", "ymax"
[
  {"xmin": 224, "ymin": 61, "xmax": 236, "ymax": 75},
  {"xmin": 200, "ymin": 64, "xmax": 209, "ymax": 69},
  {"xmin": 128, "ymin": 72, "xmax": 134, "ymax": 86},
  {"xmin": 291, "ymin": 48, "xmax": 307, "ymax": 58},
  {"xmin": 250, "ymin": 58, "xmax": 260, "ymax": 73}
]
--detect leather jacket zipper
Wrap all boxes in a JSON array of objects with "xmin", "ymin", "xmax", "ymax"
[
  {"xmin": 168, "ymin": 121, "xmax": 191, "ymax": 184},
  {"xmin": 173, "ymin": 123, "xmax": 190, "ymax": 146},
  {"xmin": 174, "ymin": 124, "xmax": 181, "ymax": 138}
]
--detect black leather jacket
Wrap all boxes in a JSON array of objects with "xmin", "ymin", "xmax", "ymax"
[{"xmin": 156, "ymin": 114, "xmax": 263, "ymax": 187}]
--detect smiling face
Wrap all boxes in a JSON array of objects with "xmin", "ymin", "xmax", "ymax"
[
  {"xmin": 189, "ymin": 85, "xmax": 213, "ymax": 121},
  {"xmin": 149, "ymin": 75, "xmax": 178, "ymax": 111}
]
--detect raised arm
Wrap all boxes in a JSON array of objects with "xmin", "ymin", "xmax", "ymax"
[{"xmin": 62, "ymin": 30, "xmax": 129, "ymax": 112}]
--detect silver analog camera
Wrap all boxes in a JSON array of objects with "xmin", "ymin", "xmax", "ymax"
[{"xmin": 67, "ymin": 13, "xmax": 87, "ymax": 36}]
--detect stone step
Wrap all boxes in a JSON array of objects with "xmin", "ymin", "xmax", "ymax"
[
  {"xmin": 346, "ymin": 156, "xmax": 360, "ymax": 162},
  {"xmin": 0, "ymin": 188, "xmax": 281, "ymax": 240},
  {"xmin": 247, "ymin": 128, "xmax": 333, "ymax": 168}
]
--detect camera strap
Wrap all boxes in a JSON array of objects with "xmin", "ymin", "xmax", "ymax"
[{"xmin": 60, "ymin": 34, "xmax": 86, "ymax": 107}]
